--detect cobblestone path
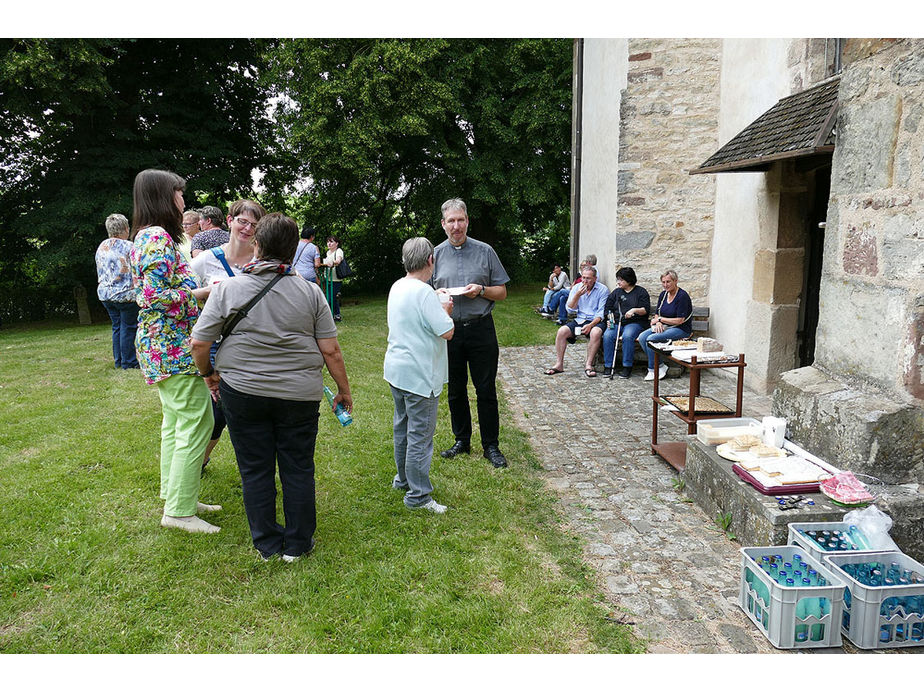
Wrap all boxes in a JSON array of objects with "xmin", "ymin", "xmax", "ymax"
[{"xmin": 498, "ymin": 344, "xmax": 785, "ymax": 653}]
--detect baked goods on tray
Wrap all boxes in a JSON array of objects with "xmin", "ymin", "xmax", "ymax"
[{"xmin": 728, "ymin": 434, "xmax": 762, "ymax": 451}]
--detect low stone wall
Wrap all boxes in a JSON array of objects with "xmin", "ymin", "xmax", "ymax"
[
  {"xmin": 682, "ymin": 438, "xmax": 843, "ymax": 547},
  {"xmin": 774, "ymin": 367, "xmax": 924, "ymax": 485}
]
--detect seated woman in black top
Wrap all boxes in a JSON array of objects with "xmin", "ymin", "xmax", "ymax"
[
  {"xmin": 602, "ymin": 267, "xmax": 650, "ymax": 378},
  {"xmin": 637, "ymin": 269, "xmax": 694, "ymax": 381}
]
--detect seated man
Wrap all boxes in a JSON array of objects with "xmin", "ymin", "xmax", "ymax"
[
  {"xmin": 553, "ymin": 254, "xmax": 598, "ymax": 324},
  {"xmin": 544, "ymin": 266, "xmax": 609, "ymax": 377},
  {"xmin": 540, "ymin": 263, "xmax": 570, "ymax": 316}
]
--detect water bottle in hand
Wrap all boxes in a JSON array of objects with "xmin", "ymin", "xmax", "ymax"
[{"xmin": 324, "ymin": 386, "xmax": 353, "ymax": 427}]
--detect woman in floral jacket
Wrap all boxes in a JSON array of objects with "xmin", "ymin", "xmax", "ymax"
[{"xmin": 130, "ymin": 169, "xmax": 221, "ymax": 534}]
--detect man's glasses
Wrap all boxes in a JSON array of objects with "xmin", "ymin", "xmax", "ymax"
[{"xmin": 233, "ymin": 217, "xmax": 258, "ymax": 229}]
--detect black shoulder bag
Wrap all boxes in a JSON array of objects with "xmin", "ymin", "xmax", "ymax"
[
  {"xmin": 335, "ymin": 254, "xmax": 353, "ymax": 279},
  {"xmin": 217, "ymin": 274, "xmax": 286, "ymax": 349}
]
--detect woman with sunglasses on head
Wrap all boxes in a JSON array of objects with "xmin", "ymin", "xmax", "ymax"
[
  {"xmin": 189, "ymin": 199, "xmax": 266, "ymax": 474},
  {"xmin": 130, "ymin": 169, "xmax": 221, "ymax": 534}
]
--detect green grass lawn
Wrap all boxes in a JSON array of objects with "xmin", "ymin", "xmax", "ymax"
[{"xmin": 0, "ymin": 284, "xmax": 640, "ymax": 653}]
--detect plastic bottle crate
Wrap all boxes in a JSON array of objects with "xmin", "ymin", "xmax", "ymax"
[
  {"xmin": 740, "ymin": 546, "xmax": 845, "ymax": 649},
  {"xmin": 823, "ymin": 551, "xmax": 924, "ymax": 649},
  {"xmin": 787, "ymin": 521, "xmax": 880, "ymax": 564}
]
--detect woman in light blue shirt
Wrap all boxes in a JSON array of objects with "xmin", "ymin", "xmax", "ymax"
[
  {"xmin": 384, "ymin": 237, "xmax": 455, "ymax": 513},
  {"xmin": 293, "ymin": 223, "xmax": 321, "ymax": 285}
]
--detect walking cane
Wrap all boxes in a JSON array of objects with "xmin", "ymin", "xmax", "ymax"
[{"xmin": 609, "ymin": 310, "xmax": 622, "ymax": 380}]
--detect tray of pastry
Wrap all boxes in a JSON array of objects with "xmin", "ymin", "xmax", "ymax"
[
  {"xmin": 662, "ymin": 395, "xmax": 732, "ymax": 415},
  {"xmin": 649, "ymin": 340, "xmax": 696, "ymax": 352},
  {"xmin": 735, "ymin": 455, "xmax": 833, "ymax": 488}
]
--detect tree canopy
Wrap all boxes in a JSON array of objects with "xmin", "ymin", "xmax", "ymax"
[
  {"xmin": 0, "ymin": 38, "xmax": 273, "ymax": 320},
  {"xmin": 0, "ymin": 38, "xmax": 573, "ymax": 321},
  {"xmin": 263, "ymin": 38, "xmax": 573, "ymax": 289}
]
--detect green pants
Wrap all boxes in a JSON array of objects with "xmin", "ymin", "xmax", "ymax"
[{"xmin": 155, "ymin": 374, "xmax": 214, "ymax": 517}]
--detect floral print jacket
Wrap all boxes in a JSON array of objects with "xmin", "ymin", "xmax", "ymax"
[{"xmin": 131, "ymin": 226, "xmax": 201, "ymax": 385}]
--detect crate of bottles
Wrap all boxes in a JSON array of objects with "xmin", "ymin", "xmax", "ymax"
[
  {"xmin": 740, "ymin": 545, "xmax": 845, "ymax": 649},
  {"xmin": 823, "ymin": 551, "xmax": 924, "ymax": 649},
  {"xmin": 787, "ymin": 522, "xmax": 879, "ymax": 563}
]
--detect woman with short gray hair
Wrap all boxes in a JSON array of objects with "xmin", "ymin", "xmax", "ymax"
[
  {"xmin": 383, "ymin": 237, "xmax": 455, "ymax": 513},
  {"xmin": 95, "ymin": 213, "xmax": 140, "ymax": 369}
]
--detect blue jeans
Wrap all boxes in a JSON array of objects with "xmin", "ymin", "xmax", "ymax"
[
  {"xmin": 543, "ymin": 288, "xmax": 568, "ymax": 311},
  {"xmin": 638, "ymin": 327, "xmax": 692, "ymax": 369},
  {"xmin": 602, "ymin": 321, "xmax": 644, "ymax": 368},
  {"xmin": 102, "ymin": 299, "xmax": 140, "ymax": 368},
  {"xmin": 390, "ymin": 385, "xmax": 439, "ymax": 508},
  {"xmin": 554, "ymin": 290, "xmax": 574, "ymax": 322}
]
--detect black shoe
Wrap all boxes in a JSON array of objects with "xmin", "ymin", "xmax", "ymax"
[
  {"xmin": 602, "ymin": 366, "xmax": 612, "ymax": 377},
  {"xmin": 483, "ymin": 445, "xmax": 508, "ymax": 468},
  {"xmin": 440, "ymin": 441, "xmax": 471, "ymax": 458},
  {"xmin": 619, "ymin": 366, "xmax": 632, "ymax": 379}
]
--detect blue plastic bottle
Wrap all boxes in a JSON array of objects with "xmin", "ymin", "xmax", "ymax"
[{"xmin": 323, "ymin": 386, "xmax": 353, "ymax": 426}]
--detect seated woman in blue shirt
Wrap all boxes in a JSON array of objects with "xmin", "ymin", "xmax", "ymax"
[{"xmin": 637, "ymin": 269, "xmax": 694, "ymax": 381}]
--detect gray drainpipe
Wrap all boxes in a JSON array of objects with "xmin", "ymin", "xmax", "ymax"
[{"xmin": 569, "ymin": 38, "xmax": 584, "ymax": 280}]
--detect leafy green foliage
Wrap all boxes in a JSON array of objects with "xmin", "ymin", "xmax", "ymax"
[
  {"xmin": 0, "ymin": 39, "xmax": 274, "ymax": 321},
  {"xmin": 263, "ymin": 39, "xmax": 573, "ymax": 291},
  {"xmin": 0, "ymin": 39, "xmax": 573, "ymax": 323}
]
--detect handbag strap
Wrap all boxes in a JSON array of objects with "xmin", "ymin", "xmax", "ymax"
[
  {"xmin": 219, "ymin": 273, "xmax": 286, "ymax": 344},
  {"xmin": 211, "ymin": 247, "xmax": 236, "ymax": 277},
  {"xmin": 293, "ymin": 242, "xmax": 307, "ymax": 267}
]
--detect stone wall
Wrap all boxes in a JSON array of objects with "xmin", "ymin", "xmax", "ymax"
[
  {"xmin": 775, "ymin": 39, "xmax": 924, "ymax": 487},
  {"xmin": 816, "ymin": 38, "xmax": 924, "ymax": 403},
  {"xmin": 614, "ymin": 39, "xmax": 721, "ymax": 305}
]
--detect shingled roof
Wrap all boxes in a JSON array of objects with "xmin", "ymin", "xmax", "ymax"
[{"xmin": 691, "ymin": 76, "xmax": 839, "ymax": 174}]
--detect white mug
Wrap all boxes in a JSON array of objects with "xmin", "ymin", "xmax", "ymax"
[{"xmin": 762, "ymin": 416, "xmax": 786, "ymax": 448}]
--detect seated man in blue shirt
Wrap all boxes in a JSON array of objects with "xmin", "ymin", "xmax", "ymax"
[{"xmin": 544, "ymin": 266, "xmax": 609, "ymax": 377}]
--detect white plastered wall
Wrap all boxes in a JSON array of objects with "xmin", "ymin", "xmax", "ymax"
[
  {"xmin": 578, "ymin": 39, "xmax": 627, "ymax": 290},
  {"xmin": 709, "ymin": 39, "xmax": 794, "ymax": 388}
]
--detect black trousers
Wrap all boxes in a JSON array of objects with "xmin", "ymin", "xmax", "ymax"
[
  {"xmin": 219, "ymin": 381, "xmax": 320, "ymax": 558},
  {"xmin": 446, "ymin": 314, "xmax": 500, "ymax": 449}
]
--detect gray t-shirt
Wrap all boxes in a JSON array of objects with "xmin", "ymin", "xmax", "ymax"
[
  {"xmin": 431, "ymin": 237, "xmax": 510, "ymax": 321},
  {"xmin": 191, "ymin": 269, "xmax": 338, "ymax": 401}
]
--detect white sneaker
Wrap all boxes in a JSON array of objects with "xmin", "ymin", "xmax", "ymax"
[
  {"xmin": 644, "ymin": 369, "xmax": 655, "ymax": 381},
  {"xmin": 412, "ymin": 499, "xmax": 447, "ymax": 514},
  {"xmin": 161, "ymin": 514, "xmax": 220, "ymax": 534},
  {"xmin": 197, "ymin": 501, "xmax": 222, "ymax": 513},
  {"xmin": 659, "ymin": 363, "xmax": 669, "ymax": 379},
  {"xmin": 282, "ymin": 537, "xmax": 316, "ymax": 562}
]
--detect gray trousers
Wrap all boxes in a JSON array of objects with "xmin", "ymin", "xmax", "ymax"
[{"xmin": 390, "ymin": 385, "xmax": 439, "ymax": 507}]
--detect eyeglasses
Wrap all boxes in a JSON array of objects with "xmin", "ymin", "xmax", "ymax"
[
  {"xmin": 181, "ymin": 222, "xmax": 198, "ymax": 228},
  {"xmin": 233, "ymin": 216, "xmax": 258, "ymax": 229}
]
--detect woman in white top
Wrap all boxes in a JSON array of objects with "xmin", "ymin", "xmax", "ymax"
[
  {"xmin": 189, "ymin": 198, "xmax": 266, "ymax": 474},
  {"xmin": 321, "ymin": 235, "xmax": 345, "ymax": 321},
  {"xmin": 190, "ymin": 199, "xmax": 265, "ymax": 288}
]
